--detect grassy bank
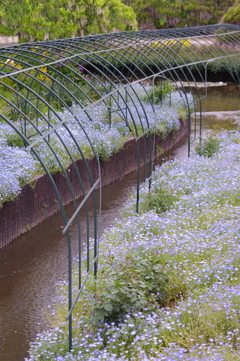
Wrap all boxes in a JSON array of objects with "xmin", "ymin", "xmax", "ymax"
[{"xmin": 26, "ymin": 130, "xmax": 240, "ymax": 361}]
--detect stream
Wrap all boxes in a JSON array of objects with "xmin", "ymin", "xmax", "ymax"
[{"xmin": 0, "ymin": 84, "xmax": 239, "ymax": 361}]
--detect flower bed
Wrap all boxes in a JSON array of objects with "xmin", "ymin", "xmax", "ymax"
[
  {"xmin": 0, "ymin": 118, "xmax": 188, "ymax": 249},
  {"xmin": 26, "ymin": 131, "xmax": 240, "ymax": 361},
  {"xmin": 0, "ymin": 84, "xmax": 190, "ymax": 209}
]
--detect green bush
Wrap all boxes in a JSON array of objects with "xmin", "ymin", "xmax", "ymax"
[
  {"xmin": 195, "ymin": 135, "xmax": 221, "ymax": 157},
  {"xmin": 6, "ymin": 133, "xmax": 25, "ymax": 148},
  {"xmin": 142, "ymin": 81, "xmax": 174, "ymax": 104},
  {"xmin": 89, "ymin": 251, "xmax": 170, "ymax": 324},
  {"xmin": 140, "ymin": 187, "xmax": 177, "ymax": 215},
  {"xmin": 221, "ymin": 0, "xmax": 240, "ymax": 24}
]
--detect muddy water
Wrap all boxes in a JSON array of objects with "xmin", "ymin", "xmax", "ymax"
[
  {"xmin": 175, "ymin": 84, "xmax": 240, "ymax": 158},
  {"xmin": 0, "ymin": 84, "xmax": 239, "ymax": 361},
  {"xmin": 197, "ymin": 84, "xmax": 240, "ymax": 133},
  {"xmin": 0, "ymin": 171, "xmax": 139, "ymax": 361}
]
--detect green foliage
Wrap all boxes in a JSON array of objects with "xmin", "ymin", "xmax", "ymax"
[
  {"xmin": 18, "ymin": 1, "xmax": 78, "ymax": 42},
  {"xmin": 90, "ymin": 251, "xmax": 171, "ymax": 324},
  {"xmin": 0, "ymin": 57, "xmax": 109, "ymax": 118},
  {"xmin": 0, "ymin": 0, "xmax": 238, "ymax": 39},
  {"xmin": 125, "ymin": 0, "xmax": 176, "ymax": 28},
  {"xmin": 195, "ymin": 135, "xmax": 221, "ymax": 157},
  {"xmin": 142, "ymin": 81, "xmax": 173, "ymax": 104},
  {"xmin": 126, "ymin": 0, "xmax": 236, "ymax": 29},
  {"xmin": 145, "ymin": 187, "xmax": 178, "ymax": 213},
  {"xmin": 221, "ymin": 0, "xmax": 240, "ymax": 24},
  {"xmin": 0, "ymin": 0, "xmax": 137, "ymax": 42},
  {"xmin": 6, "ymin": 133, "xmax": 25, "ymax": 148},
  {"xmin": 0, "ymin": 24, "xmax": 12, "ymax": 36}
]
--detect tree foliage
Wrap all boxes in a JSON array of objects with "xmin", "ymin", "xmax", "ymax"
[
  {"xmin": 0, "ymin": 0, "xmax": 239, "ymax": 42},
  {"xmin": 125, "ymin": 0, "xmax": 176, "ymax": 27},
  {"xmin": 0, "ymin": 0, "xmax": 137, "ymax": 42},
  {"xmin": 125, "ymin": 0, "xmax": 236, "ymax": 29},
  {"xmin": 221, "ymin": 0, "xmax": 240, "ymax": 25}
]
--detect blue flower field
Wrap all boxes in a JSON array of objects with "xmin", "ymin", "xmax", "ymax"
[{"xmin": 26, "ymin": 131, "xmax": 240, "ymax": 361}]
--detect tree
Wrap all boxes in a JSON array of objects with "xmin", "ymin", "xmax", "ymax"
[
  {"xmin": 221, "ymin": 0, "xmax": 240, "ymax": 24},
  {"xmin": 125, "ymin": 0, "xmax": 236, "ymax": 29},
  {"xmin": 0, "ymin": 0, "xmax": 137, "ymax": 42},
  {"xmin": 124, "ymin": 0, "xmax": 176, "ymax": 28},
  {"xmin": 0, "ymin": 0, "xmax": 30, "ymax": 37}
]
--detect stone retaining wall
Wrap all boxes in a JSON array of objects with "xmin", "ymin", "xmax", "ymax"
[
  {"xmin": 0, "ymin": 119, "xmax": 188, "ymax": 249},
  {"xmin": 0, "ymin": 35, "xmax": 18, "ymax": 46}
]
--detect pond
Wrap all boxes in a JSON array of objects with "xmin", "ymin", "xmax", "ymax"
[{"xmin": 0, "ymin": 84, "xmax": 239, "ymax": 361}]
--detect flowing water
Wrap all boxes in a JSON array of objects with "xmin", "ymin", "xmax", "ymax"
[{"xmin": 0, "ymin": 84, "xmax": 239, "ymax": 361}]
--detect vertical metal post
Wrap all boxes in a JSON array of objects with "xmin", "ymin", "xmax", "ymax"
[{"xmin": 136, "ymin": 138, "xmax": 141, "ymax": 213}]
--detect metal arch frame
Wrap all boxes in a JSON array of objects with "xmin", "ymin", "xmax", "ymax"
[{"xmin": 0, "ymin": 24, "xmax": 240, "ymax": 351}]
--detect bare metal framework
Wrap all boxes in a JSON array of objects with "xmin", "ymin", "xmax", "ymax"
[{"xmin": 0, "ymin": 24, "xmax": 240, "ymax": 350}]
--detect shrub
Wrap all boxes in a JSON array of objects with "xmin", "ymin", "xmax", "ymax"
[
  {"xmin": 145, "ymin": 187, "xmax": 177, "ymax": 214},
  {"xmin": 89, "ymin": 251, "xmax": 170, "ymax": 324},
  {"xmin": 142, "ymin": 81, "xmax": 174, "ymax": 104},
  {"xmin": 195, "ymin": 135, "xmax": 221, "ymax": 157}
]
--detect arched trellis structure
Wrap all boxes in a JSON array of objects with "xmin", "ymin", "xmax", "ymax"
[{"xmin": 0, "ymin": 24, "xmax": 240, "ymax": 350}]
